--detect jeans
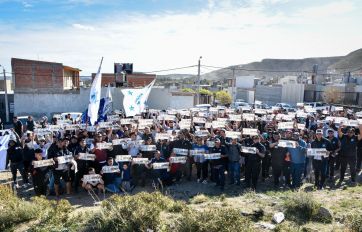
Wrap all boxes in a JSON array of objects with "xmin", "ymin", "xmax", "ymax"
[
  {"xmin": 291, "ymin": 163, "xmax": 304, "ymax": 188},
  {"xmin": 105, "ymin": 177, "xmax": 122, "ymax": 193},
  {"xmin": 196, "ymin": 162, "xmax": 208, "ymax": 181},
  {"xmin": 213, "ymin": 165, "xmax": 225, "ymax": 187},
  {"xmin": 228, "ymin": 161, "xmax": 241, "ymax": 184},
  {"xmin": 312, "ymin": 159, "xmax": 328, "ymax": 188},
  {"xmin": 340, "ymin": 155, "xmax": 357, "ymax": 182},
  {"xmin": 10, "ymin": 162, "xmax": 28, "ymax": 184}
]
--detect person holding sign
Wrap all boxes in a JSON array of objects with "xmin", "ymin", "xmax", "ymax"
[
  {"xmin": 244, "ymin": 135, "xmax": 265, "ymax": 190},
  {"xmin": 192, "ymin": 137, "xmax": 209, "ymax": 184},
  {"xmin": 101, "ymin": 157, "xmax": 121, "ymax": 193},
  {"xmin": 338, "ymin": 123, "xmax": 362, "ymax": 185},
  {"xmin": 269, "ymin": 132, "xmax": 288, "ymax": 188},
  {"xmin": 47, "ymin": 138, "xmax": 73, "ymax": 198},
  {"xmin": 146, "ymin": 151, "xmax": 169, "ymax": 187},
  {"xmin": 210, "ymin": 138, "xmax": 227, "ymax": 190},
  {"xmin": 287, "ymin": 132, "xmax": 307, "ymax": 189},
  {"xmin": 226, "ymin": 137, "xmax": 242, "ymax": 186},
  {"xmin": 74, "ymin": 138, "xmax": 94, "ymax": 193},
  {"xmin": 81, "ymin": 167, "xmax": 105, "ymax": 194},
  {"xmin": 31, "ymin": 149, "xmax": 53, "ymax": 196}
]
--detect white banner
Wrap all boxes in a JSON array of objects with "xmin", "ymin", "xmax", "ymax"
[
  {"xmin": 65, "ymin": 124, "xmax": 79, "ymax": 130},
  {"xmin": 204, "ymin": 153, "xmax": 221, "ymax": 160},
  {"xmin": 229, "ymin": 114, "xmax": 242, "ymax": 121},
  {"xmin": 115, "ymin": 155, "xmax": 132, "ymax": 162},
  {"xmin": 190, "ymin": 149, "xmax": 206, "ymax": 156},
  {"xmin": 152, "ymin": 162, "xmax": 169, "ymax": 169},
  {"xmin": 120, "ymin": 118, "xmax": 134, "ymax": 125},
  {"xmin": 278, "ymin": 122, "xmax": 294, "ymax": 130},
  {"xmin": 33, "ymin": 159, "xmax": 54, "ymax": 168},
  {"xmin": 254, "ymin": 109, "xmax": 267, "ymax": 115},
  {"xmin": 78, "ymin": 153, "xmax": 96, "ymax": 161},
  {"xmin": 97, "ymin": 143, "xmax": 113, "ymax": 150},
  {"xmin": 242, "ymin": 113, "xmax": 255, "ymax": 121},
  {"xmin": 170, "ymin": 156, "xmax": 187, "ymax": 164},
  {"xmin": 83, "ymin": 174, "xmax": 102, "ymax": 182},
  {"xmin": 297, "ymin": 124, "xmax": 305, "ymax": 130},
  {"xmin": 57, "ymin": 155, "xmax": 74, "ymax": 164},
  {"xmin": 193, "ymin": 117, "xmax": 206, "ymax": 124},
  {"xmin": 108, "ymin": 115, "xmax": 120, "ymax": 122},
  {"xmin": 173, "ymin": 148, "xmax": 189, "ymax": 156},
  {"xmin": 242, "ymin": 128, "xmax": 258, "ymax": 136},
  {"xmin": 225, "ymin": 131, "xmax": 241, "ymax": 139},
  {"xmin": 112, "ymin": 138, "xmax": 131, "ymax": 145},
  {"xmin": 98, "ymin": 121, "xmax": 113, "ymax": 128},
  {"xmin": 195, "ymin": 130, "xmax": 209, "ymax": 137},
  {"xmin": 241, "ymin": 146, "xmax": 257, "ymax": 154},
  {"xmin": 278, "ymin": 140, "xmax": 297, "ymax": 148},
  {"xmin": 140, "ymin": 145, "xmax": 157, "ymax": 151},
  {"xmin": 206, "ymin": 141, "xmax": 215, "ymax": 147},
  {"xmin": 212, "ymin": 121, "xmax": 225, "ymax": 128},
  {"xmin": 132, "ymin": 158, "xmax": 149, "ymax": 164},
  {"xmin": 155, "ymin": 133, "xmax": 170, "ymax": 141},
  {"xmin": 102, "ymin": 166, "xmax": 120, "ymax": 173},
  {"xmin": 307, "ymin": 148, "xmax": 328, "ymax": 157}
]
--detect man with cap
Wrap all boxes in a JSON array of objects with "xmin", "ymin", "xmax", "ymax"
[
  {"xmin": 338, "ymin": 123, "xmax": 362, "ymax": 184},
  {"xmin": 311, "ymin": 129, "xmax": 332, "ymax": 189},
  {"xmin": 326, "ymin": 129, "xmax": 340, "ymax": 181},
  {"xmin": 287, "ymin": 132, "xmax": 307, "ymax": 189}
]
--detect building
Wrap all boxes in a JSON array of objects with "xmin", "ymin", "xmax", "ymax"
[
  {"xmin": 91, "ymin": 72, "xmax": 156, "ymax": 87},
  {"xmin": 11, "ymin": 58, "xmax": 81, "ymax": 93}
]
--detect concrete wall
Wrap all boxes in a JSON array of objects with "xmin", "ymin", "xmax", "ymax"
[
  {"xmin": 235, "ymin": 76, "xmax": 255, "ymax": 88},
  {"xmin": 255, "ymin": 85, "xmax": 282, "ymax": 105},
  {"xmin": 281, "ymin": 84, "xmax": 304, "ymax": 105},
  {"xmin": 14, "ymin": 86, "xmax": 194, "ymax": 118}
]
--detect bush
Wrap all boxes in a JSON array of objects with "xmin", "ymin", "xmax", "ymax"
[
  {"xmin": 169, "ymin": 208, "xmax": 252, "ymax": 232},
  {"xmin": 344, "ymin": 211, "xmax": 362, "ymax": 232},
  {"xmin": 0, "ymin": 186, "xmax": 40, "ymax": 231},
  {"xmin": 283, "ymin": 192, "xmax": 321, "ymax": 224}
]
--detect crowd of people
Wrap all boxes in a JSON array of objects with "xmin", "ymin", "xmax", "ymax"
[{"xmin": 3, "ymin": 104, "xmax": 362, "ymax": 200}]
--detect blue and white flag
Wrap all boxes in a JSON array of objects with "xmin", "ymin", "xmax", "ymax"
[
  {"xmin": 88, "ymin": 57, "xmax": 103, "ymax": 125},
  {"xmin": 121, "ymin": 79, "xmax": 155, "ymax": 117},
  {"xmin": 0, "ymin": 132, "xmax": 11, "ymax": 170}
]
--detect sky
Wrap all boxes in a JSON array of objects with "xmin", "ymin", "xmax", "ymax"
[{"xmin": 0, "ymin": 0, "xmax": 361, "ymax": 75}]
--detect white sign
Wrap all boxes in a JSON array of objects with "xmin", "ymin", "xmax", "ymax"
[
  {"xmin": 152, "ymin": 162, "xmax": 169, "ymax": 169},
  {"xmin": 190, "ymin": 149, "xmax": 206, "ymax": 156},
  {"xmin": 278, "ymin": 140, "xmax": 297, "ymax": 148},
  {"xmin": 98, "ymin": 121, "xmax": 113, "ymax": 128},
  {"xmin": 108, "ymin": 115, "xmax": 120, "ymax": 122},
  {"xmin": 78, "ymin": 153, "xmax": 96, "ymax": 161},
  {"xmin": 225, "ymin": 131, "xmax": 241, "ymax": 139},
  {"xmin": 83, "ymin": 174, "xmax": 102, "ymax": 182},
  {"xmin": 120, "ymin": 118, "xmax": 133, "ymax": 125},
  {"xmin": 212, "ymin": 121, "xmax": 225, "ymax": 128},
  {"xmin": 132, "ymin": 158, "xmax": 149, "ymax": 164},
  {"xmin": 254, "ymin": 109, "xmax": 267, "ymax": 115},
  {"xmin": 307, "ymin": 148, "xmax": 328, "ymax": 157},
  {"xmin": 97, "ymin": 143, "xmax": 113, "ymax": 150},
  {"xmin": 173, "ymin": 148, "xmax": 189, "ymax": 156},
  {"xmin": 193, "ymin": 117, "xmax": 206, "ymax": 124},
  {"xmin": 112, "ymin": 138, "xmax": 131, "ymax": 146},
  {"xmin": 242, "ymin": 128, "xmax": 258, "ymax": 136},
  {"xmin": 170, "ymin": 156, "xmax": 187, "ymax": 164},
  {"xmin": 57, "ymin": 155, "xmax": 74, "ymax": 164},
  {"xmin": 101, "ymin": 166, "xmax": 120, "ymax": 173},
  {"xmin": 65, "ymin": 124, "xmax": 79, "ymax": 130},
  {"xmin": 140, "ymin": 145, "xmax": 157, "ymax": 151},
  {"xmin": 297, "ymin": 124, "xmax": 305, "ymax": 130},
  {"xmin": 33, "ymin": 159, "xmax": 54, "ymax": 168},
  {"xmin": 229, "ymin": 114, "xmax": 242, "ymax": 121},
  {"xmin": 155, "ymin": 133, "xmax": 170, "ymax": 141},
  {"xmin": 278, "ymin": 122, "xmax": 294, "ymax": 130},
  {"xmin": 195, "ymin": 130, "xmax": 209, "ymax": 137},
  {"xmin": 356, "ymin": 111, "xmax": 362, "ymax": 118},
  {"xmin": 206, "ymin": 141, "xmax": 215, "ymax": 147},
  {"xmin": 204, "ymin": 153, "xmax": 221, "ymax": 159},
  {"xmin": 334, "ymin": 106, "xmax": 344, "ymax": 111},
  {"xmin": 242, "ymin": 113, "xmax": 255, "ymax": 121},
  {"xmin": 241, "ymin": 146, "xmax": 257, "ymax": 154},
  {"xmin": 115, "ymin": 155, "xmax": 132, "ymax": 162}
]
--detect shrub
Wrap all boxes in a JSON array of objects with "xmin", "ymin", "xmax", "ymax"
[
  {"xmin": 283, "ymin": 192, "xmax": 321, "ymax": 224},
  {"xmin": 190, "ymin": 194, "xmax": 209, "ymax": 204},
  {"xmin": 344, "ymin": 211, "xmax": 362, "ymax": 232},
  {"xmin": 0, "ymin": 186, "xmax": 40, "ymax": 231}
]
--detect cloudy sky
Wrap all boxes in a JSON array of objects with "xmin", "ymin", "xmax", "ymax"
[{"xmin": 0, "ymin": 0, "xmax": 361, "ymax": 75}]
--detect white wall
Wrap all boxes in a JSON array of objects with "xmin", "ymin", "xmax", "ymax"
[
  {"xmin": 281, "ymin": 84, "xmax": 304, "ymax": 105},
  {"xmin": 235, "ymin": 76, "xmax": 255, "ymax": 88},
  {"xmin": 170, "ymin": 95, "xmax": 194, "ymax": 109}
]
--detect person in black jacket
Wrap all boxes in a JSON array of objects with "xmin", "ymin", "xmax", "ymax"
[
  {"xmin": 245, "ymin": 135, "xmax": 265, "ymax": 190},
  {"xmin": 210, "ymin": 138, "xmax": 227, "ymax": 190},
  {"xmin": 6, "ymin": 139, "xmax": 29, "ymax": 188},
  {"xmin": 269, "ymin": 132, "xmax": 288, "ymax": 188},
  {"xmin": 31, "ymin": 149, "xmax": 52, "ymax": 196},
  {"xmin": 74, "ymin": 138, "xmax": 93, "ymax": 192}
]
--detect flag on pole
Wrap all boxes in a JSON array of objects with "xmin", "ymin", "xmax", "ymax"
[
  {"xmin": 88, "ymin": 57, "xmax": 103, "ymax": 125},
  {"xmin": 107, "ymin": 84, "xmax": 112, "ymax": 102},
  {"xmin": 121, "ymin": 79, "xmax": 155, "ymax": 117}
]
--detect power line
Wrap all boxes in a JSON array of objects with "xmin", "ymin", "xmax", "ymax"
[{"xmin": 142, "ymin": 65, "xmax": 197, "ymax": 74}]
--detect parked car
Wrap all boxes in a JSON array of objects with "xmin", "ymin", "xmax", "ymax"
[
  {"xmin": 60, "ymin": 112, "xmax": 82, "ymax": 123},
  {"xmin": 231, "ymin": 101, "xmax": 252, "ymax": 112},
  {"xmin": 275, "ymin": 103, "xmax": 296, "ymax": 112},
  {"xmin": 304, "ymin": 102, "xmax": 330, "ymax": 111}
]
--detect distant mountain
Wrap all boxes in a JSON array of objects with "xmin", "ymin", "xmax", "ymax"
[{"xmin": 201, "ymin": 49, "xmax": 362, "ymax": 81}]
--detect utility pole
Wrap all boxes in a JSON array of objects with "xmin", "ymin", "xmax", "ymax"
[
  {"xmin": 1, "ymin": 66, "xmax": 9, "ymax": 123},
  {"xmin": 196, "ymin": 56, "xmax": 202, "ymax": 105},
  {"xmin": 232, "ymin": 66, "xmax": 236, "ymax": 103}
]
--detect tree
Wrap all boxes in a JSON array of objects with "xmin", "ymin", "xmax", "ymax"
[
  {"xmin": 199, "ymin": 88, "xmax": 213, "ymax": 96},
  {"xmin": 322, "ymin": 86, "xmax": 344, "ymax": 104},
  {"xmin": 181, "ymin": 88, "xmax": 195, "ymax": 93},
  {"xmin": 215, "ymin": 90, "xmax": 232, "ymax": 105}
]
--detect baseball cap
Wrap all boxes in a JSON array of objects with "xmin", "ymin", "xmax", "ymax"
[{"xmin": 316, "ymin": 129, "xmax": 323, "ymax": 134}]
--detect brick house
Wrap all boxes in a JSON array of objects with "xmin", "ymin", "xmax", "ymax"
[
  {"xmin": 11, "ymin": 58, "xmax": 81, "ymax": 93},
  {"xmin": 91, "ymin": 72, "xmax": 156, "ymax": 87}
]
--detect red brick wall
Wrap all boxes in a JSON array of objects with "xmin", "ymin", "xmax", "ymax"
[
  {"xmin": 12, "ymin": 58, "xmax": 64, "ymax": 92},
  {"xmin": 91, "ymin": 73, "xmax": 115, "ymax": 86},
  {"xmin": 91, "ymin": 73, "xmax": 155, "ymax": 87}
]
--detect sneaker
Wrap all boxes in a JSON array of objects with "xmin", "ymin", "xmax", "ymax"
[
  {"xmin": 202, "ymin": 180, "xmax": 208, "ymax": 184},
  {"xmin": 197, "ymin": 179, "xmax": 201, "ymax": 183}
]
